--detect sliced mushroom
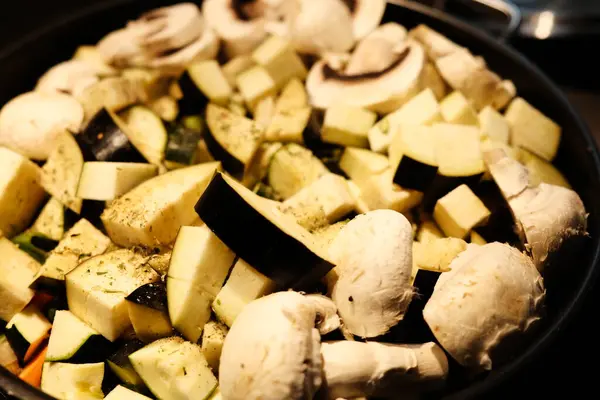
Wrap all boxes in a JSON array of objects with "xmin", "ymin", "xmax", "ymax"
[
  {"xmin": 321, "ymin": 341, "xmax": 448, "ymax": 399},
  {"xmin": 97, "ymin": 3, "xmax": 217, "ymax": 72},
  {"xmin": 348, "ymin": 0, "xmax": 387, "ymax": 40},
  {"xmin": 137, "ymin": 3, "xmax": 205, "ymax": 56},
  {"xmin": 345, "ymin": 22, "xmax": 407, "ymax": 75},
  {"xmin": 408, "ymin": 24, "xmax": 463, "ymax": 60},
  {"xmin": 306, "ymin": 40, "xmax": 425, "ymax": 114},
  {"xmin": 203, "ymin": 0, "xmax": 271, "ymax": 57},
  {"xmin": 0, "ymin": 91, "xmax": 83, "ymax": 160},
  {"xmin": 36, "ymin": 60, "xmax": 110, "ymax": 97},
  {"xmin": 484, "ymin": 149, "xmax": 588, "ymax": 272},
  {"xmin": 329, "ymin": 210, "xmax": 414, "ymax": 338},
  {"xmin": 423, "ymin": 242, "xmax": 545, "ymax": 370},
  {"xmin": 285, "ymin": 0, "xmax": 355, "ymax": 55},
  {"xmin": 435, "ymin": 48, "xmax": 515, "ymax": 111},
  {"xmin": 219, "ymin": 291, "xmax": 327, "ymax": 400}
]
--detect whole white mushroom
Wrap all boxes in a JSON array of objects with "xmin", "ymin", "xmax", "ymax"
[
  {"xmin": 423, "ymin": 242, "xmax": 545, "ymax": 370},
  {"xmin": 0, "ymin": 91, "xmax": 83, "ymax": 160},
  {"xmin": 329, "ymin": 210, "xmax": 414, "ymax": 338}
]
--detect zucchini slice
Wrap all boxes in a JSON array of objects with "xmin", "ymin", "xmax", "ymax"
[
  {"xmin": 101, "ymin": 162, "xmax": 220, "ymax": 247},
  {"xmin": 106, "ymin": 340, "xmax": 146, "ymax": 389},
  {"xmin": 46, "ymin": 310, "xmax": 113, "ymax": 363},
  {"xmin": 212, "ymin": 258, "xmax": 276, "ymax": 327},
  {"xmin": 266, "ymin": 143, "xmax": 329, "ymax": 200},
  {"xmin": 6, "ymin": 304, "xmax": 51, "ymax": 366},
  {"xmin": 115, "ymin": 106, "xmax": 168, "ymax": 167},
  {"xmin": 129, "ymin": 337, "xmax": 217, "ymax": 400},
  {"xmin": 165, "ymin": 121, "xmax": 205, "ymax": 168},
  {"xmin": 126, "ymin": 283, "xmax": 173, "ymax": 343},
  {"xmin": 11, "ymin": 232, "xmax": 58, "ymax": 264},
  {"xmin": 65, "ymin": 249, "xmax": 160, "ymax": 341},
  {"xmin": 41, "ymin": 362, "xmax": 105, "ymax": 400},
  {"xmin": 77, "ymin": 162, "xmax": 158, "ymax": 201},
  {"xmin": 201, "ymin": 321, "xmax": 228, "ymax": 372},
  {"xmin": 167, "ymin": 225, "xmax": 235, "ymax": 343},
  {"xmin": 195, "ymin": 172, "xmax": 335, "ymax": 289},
  {"xmin": 0, "ymin": 238, "xmax": 39, "ymax": 322},
  {"xmin": 76, "ymin": 76, "xmax": 142, "ymax": 121},
  {"xmin": 205, "ymin": 104, "xmax": 264, "ymax": 175},
  {"xmin": 34, "ymin": 218, "xmax": 111, "ymax": 288},
  {"xmin": 31, "ymin": 197, "xmax": 65, "ymax": 242},
  {"xmin": 105, "ymin": 385, "xmax": 152, "ymax": 400}
]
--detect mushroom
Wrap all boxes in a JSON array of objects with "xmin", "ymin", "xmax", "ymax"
[
  {"xmin": 203, "ymin": 0, "xmax": 284, "ymax": 57},
  {"xmin": 35, "ymin": 60, "xmax": 111, "ymax": 97},
  {"xmin": 219, "ymin": 291, "xmax": 448, "ymax": 400},
  {"xmin": 423, "ymin": 242, "xmax": 545, "ymax": 371},
  {"xmin": 284, "ymin": 0, "xmax": 355, "ymax": 56},
  {"xmin": 435, "ymin": 48, "xmax": 515, "ymax": 111},
  {"xmin": 328, "ymin": 210, "xmax": 414, "ymax": 338},
  {"xmin": 306, "ymin": 21, "xmax": 424, "ymax": 114},
  {"xmin": 408, "ymin": 24, "xmax": 463, "ymax": 61},
  {"xmin": 97, "ymin": 3, "xmax": 218, "ymax": 72},
  {"xmin": 321, "ymin": 341, "xmax": 448, "ymax": 399},
  {"xmin": 484, "ymin": 149, "xmax": 588, "ymax": 272},
  {"xmin": 0, "ymin": 91, "xmax": 83, "ymax": 160},
  {"xmin": 218, "ymin": 291, "xmax": 331, "ymax": 400},
  {"xmin": 348, "ymin": 0, "xmax": 387, "ymax": 41}
]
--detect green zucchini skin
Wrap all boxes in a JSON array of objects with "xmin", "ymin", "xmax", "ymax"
[
  {"xmin": 195, "ymin": 173, "xmax": 334, "ymax": 290},
  {"xmin": 77, "ymin": 108, "xmax": 146, "ymax": 163},
  {"xmin": 165, "ymin": 123, "xmax": 203, "ymax": 166},
  {"xmin": 60, "ymin": 335, "xmax": 115, "ymax": 364},
  {"xmin": 107, "ymin": 339, "xmax": 147, "ymax": 389},
  {"xmin": 125, "ymin": 283, "xmax": 168, "ymax": 312},
  {"xmin": 11, "ymin": 233, "xmax": 57, "ymax": 264},
  {"xmin": 393, "ymin": 157, "xmax": 439, "ymax": 193}
]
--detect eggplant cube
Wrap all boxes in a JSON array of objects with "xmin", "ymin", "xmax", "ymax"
[
  {"xmin": 236, "ymin": 66, "xmax": 277, "ymax": 111},
  {"xmin": 188, "ymin": 60, "xmax": 233, "ymax": 107},
  {"xmin": 479, "ymin": 106, "xmax": 509, "ymax": 144},
  {"xmin": 0, "ymin": 238, "xmax": 39, "ymax": 322},
  {"xmin": 434, "ymin": 184, "xmax": 491, "ymax": 239},
  {"xmin": 201, "ymin": 321, "xmax": 228, "ymax": 371},
  {"xmin": 356, "ymin": 169, "xmax": 423, "ymax": 214},
  {"xmin": 252, "ymin": 36, "xmax": 308, "ymax": 90},
  {"xmin": 0, "ymin": 148, "xmax": 46, "ymax": 238},
  {"xmin": 66, "ymin": 249, "xmax": 160, "ymax": 341},
  {"xmin": 266, "ymin": 107, "xmax": 312, "ymax": 143},
  {"xmin": 440, "ymin": 91, "xmax": 479, "ymax": 126},
  {"xmin": 41, "ymin": 362, "xmax": 105, "ymax": 400},
  {"xmin": 222, "ymin": 55, "xmax": 255, "ymax": 88},
  {"xmin": 322, "ymin": 105, "xmax": 377, "ymax": 148},
  {"xmin": 339, "ymin": 147, "xmax": 388, "ymax": 183},
  {"xmin": 390, "ymin": 125, "xmax": 438, "ymax": 192},
  {"xmin": 505, "ymin": 97, "xmax": 561, "ymax": 161}
]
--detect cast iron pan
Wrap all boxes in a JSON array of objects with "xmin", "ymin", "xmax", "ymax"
[{"xmin": 0, "ymin": 0, "xmax": 598, "ymax": 398}]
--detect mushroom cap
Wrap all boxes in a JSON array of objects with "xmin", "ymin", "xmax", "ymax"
[
  {"xmin": 0, "ymin": 91, "xmax": 83, "ymax": 160},
  {"xmin": 351, "ymin": 0, "xmax": 387, "ymax": 40},
  {"xmin": 345, "ymin": 22, "xmax": 407, "ymax": 75},
  {"xmin": 423, "ymin": 242, "xmax": 545, "ymax": 370},
  {"xmin": 287, "ymin": 0, "xmax": 355, "ymax": 55},
  {"xmin": 219, "ymin": 291, "xmax": 324, "ymax": 400},
  {"xmin": 97, "ymin": 23, "xmax": 157, "ymax": 68},
  {"xmin": 138, "ymin": 3, "xmax": 205, "ymax": 56},
  {"xmin": 203, "ymin": 0, "xmax": 269, "ymax": 57},
  {"xmin": 36, "ymin": 60, "xmax": 107, "ymax": 96},
  {"xmin": 148, "ymin": 28, "xmax": 220, "ymax": 73},
  {"xmin": 329, "ymin": 210, "xmax": 414, "ymax": 338},
  {"xmin": 306, "ymin": 40, "xmax": 425, "ymax": 114}
]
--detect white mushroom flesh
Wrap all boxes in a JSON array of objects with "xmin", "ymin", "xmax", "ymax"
[
  {"xmin": 345, "ymin": 22, "xmax": 407, "ymax": 75},
  {"xmin": 0, "ymin": 91, "xmax": 83, "ymax": 160},
  {"xmin": 321, "ymin": 341, "xmax": 448, "ymax": 399},
  {"xmin": 305, "ymin": 294, "xmax": 341, "ymax": 334},
  {"xmin": 423, "ymin": 242, "xmax": 545, "ymax": 370},
  {"xmin": 484, "ymin": 149, "xmax": 588, "ymax": 271},
  {"xmin": 350, "ymin": 0, "xmax": 387, "ymax": 40},
  {"xmin": 306, "ymin": 40, "xmax": 425, "ymax": 114},
  {"xmin": 35, "ymin": 60, "xmax": 109, "ymax": 97},
  {"xmin": 329, "ymin": 210, "xmax": 414, "ymax": 338},
  {"xmin": 219, "ymin": 291, "xmax": 326, "ymax": 400}
]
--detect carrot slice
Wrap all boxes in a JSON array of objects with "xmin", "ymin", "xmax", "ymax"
[{"xmin": 19, "ymin": 346, "xmax": 47, "ymax": 388}]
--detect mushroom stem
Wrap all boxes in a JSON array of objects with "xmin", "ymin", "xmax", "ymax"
[
  {"xmin": 305, "ymin": 294, "xmax": 341, "ymax": 335},
  {"xmin": 321, "ymin": 341, "xmax": 448, "ymax": 399},
  {"xmin": 484, "ymin": 149, "xmax": 588, "ymax": 271}
]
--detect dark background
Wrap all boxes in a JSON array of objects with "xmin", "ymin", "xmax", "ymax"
[{"xmin": 0, "ymin": 0, "xmax": 598, "ymax": 399}]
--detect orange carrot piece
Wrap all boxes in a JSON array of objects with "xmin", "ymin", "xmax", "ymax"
[{"xmin": 19, "ymin": 346, "xmax": 47, "ymax": 388}]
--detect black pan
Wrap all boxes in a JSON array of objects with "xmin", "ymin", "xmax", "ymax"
[{"xmin": 0, "ymin": 0, "xmax": 598, "ymax": 399}]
